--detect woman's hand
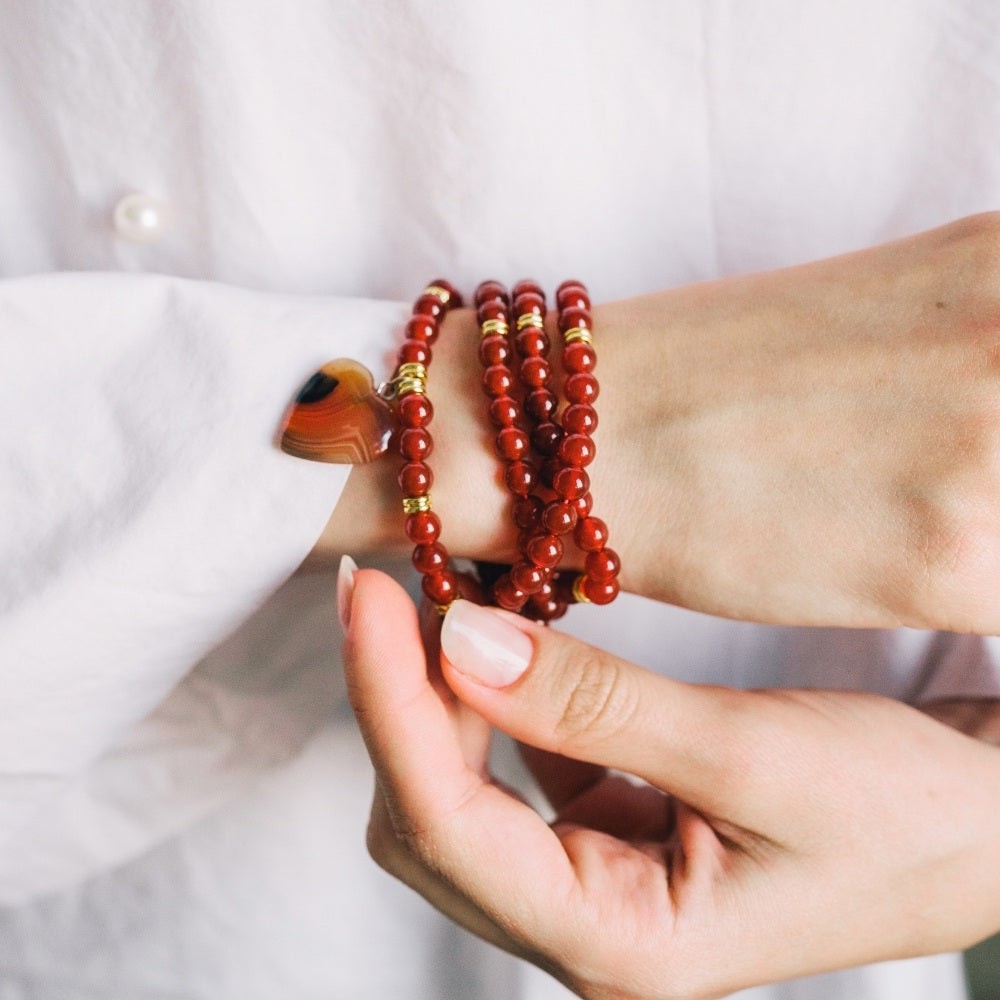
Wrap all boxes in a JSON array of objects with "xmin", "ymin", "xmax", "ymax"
[
  {"xmin": 343, "ymin": 567, "xmax": 1000, "ymax": 1000},
  {"xmin": 322, "ymin": 213, "xmax": 1000, "ymax": 633}
]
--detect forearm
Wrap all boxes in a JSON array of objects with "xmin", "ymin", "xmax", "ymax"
[{"xmin": 315, "ymin": 213, "xmax": 1000, "ymax": 633}]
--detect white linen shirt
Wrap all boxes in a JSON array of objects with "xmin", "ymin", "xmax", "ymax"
[{"xmin": 1, "ymin": 2, "xmax": 998, "ymax": 998}]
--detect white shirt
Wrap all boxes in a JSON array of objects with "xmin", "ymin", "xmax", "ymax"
[{"xmin": 1, "ymin": 2, "xmax": 998, "ymax": 997}]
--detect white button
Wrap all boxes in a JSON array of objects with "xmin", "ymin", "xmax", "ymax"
[{"xmin": 112, "ymin": 192, "xmax": 167, "ymax": 243}]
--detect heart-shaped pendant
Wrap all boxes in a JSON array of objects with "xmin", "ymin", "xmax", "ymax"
[{"xmin": 279, "ymin": 359, "xmax": 395, "ymax": 463}]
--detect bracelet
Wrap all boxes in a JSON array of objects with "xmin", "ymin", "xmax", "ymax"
[
  {"xmin": 394, "ymin": 280, "xmax": 463, "ymax": 613},
  {"xmin": 279, "ymin": 277, "xmax": 620, "ymax": 619},
  {"xmin": 554, "ymin": 280, "xmax": 620, "ymax": 606}
]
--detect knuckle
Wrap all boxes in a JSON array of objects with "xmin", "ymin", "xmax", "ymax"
[
  {"xmin": 550, "ymin": 648, "xmax": 640, "ymax": 754},
  {"xmin": 366, "ymin": 799, "xmax": 438, "ymax": 876},
  {"xmin": 894, "ymin": 450, "xmax": 1000, "ymax": 630},
  {"xmin": 365, "ymin": 810, "xmax": 404, "ymax": 875}
]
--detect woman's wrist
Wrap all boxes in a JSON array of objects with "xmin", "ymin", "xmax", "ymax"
[{"xmin": 309, "ymin": 213, "xmax": 1000, "ymax": 636}]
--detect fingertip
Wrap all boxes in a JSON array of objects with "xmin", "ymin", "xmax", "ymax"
[{"xmin": 337, "ymin": 553, "xmax": 358, "ymax": 631}]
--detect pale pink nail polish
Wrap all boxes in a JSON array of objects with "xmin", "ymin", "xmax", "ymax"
[
  {"xmin": 440, "ymin": 600, "xmax": 533, "ymax": 687},
  {"xmin": 337, "ymin": 554, "xmax": 358, "ymax": 631}
]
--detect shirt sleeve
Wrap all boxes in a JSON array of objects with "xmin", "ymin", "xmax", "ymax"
[{"xmin": 0, "ymin": 271, "xmax": 407, "ymax": 901}]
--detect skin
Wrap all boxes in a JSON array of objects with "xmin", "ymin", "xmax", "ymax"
[
  {"xmin": 316, "ymin": 213, "xmax": 1000, "ymax": 995},
  {"xmin": 343, "ymin": 569, "xmax": 1000, "ymax": 1000},
  {"xmin": 315, "ymin": 212, "xmax": 1000, "ymax": 633}
]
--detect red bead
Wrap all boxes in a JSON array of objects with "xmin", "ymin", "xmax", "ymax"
[
  {"xmin": 496, "ymin": 426, "xmax": 529, "ymax": 461},
  {"xmin": 520, "ymin": 356, "xmax": 550, "ymax": 388},
  {"xmin": 531, "ymin": 422, "xmax": 563, "ymax": 456},
  {"xmin": 479, "ymin": 334, "xmax": 511, "ymax": 367},
  {"xmin": 412, "ymin": 541, "xmax": 448, "ymax": 574},
  {"xmin": 564, "ymin": 372, "xmax": 599, "ymax": 405},
  {"xmin": 489, "ymin": 395, "xmax": 519, "ymax": 428},
  {"xmin": 571, "ymin": 492, "xmax": 594, "ymax": 518},
  {"xmin": 493, "ymin": 575, "xmax": 528, "ymax": 612},
  {"xmin": 513, "ymin": 291, "xmax": 545, "ymax": 320},
  {"xmin": 504, "ymin": 460, "xmax": 536, "ymax": 496},
  {"xmin": 563, "ymin": 341, "xmax": 596, "ymax": 374},
  {"xmin": 482, "ymin": 364, "xmax": 513, "ymax": 398},
  {"xmin": 398, "ymin": 393, "xmax": 433, "ymax": 428},
  {"xmin": 558, "ymin": 433, "xmax": 595, "ymax": 468},
  {"xmin": 555, "ymin": 280, "xmax": 590, "ymax": 310},
  {"xmin": 398, "ymin": 461, "xmax": 432, "ymax": 495},
  {"xmin": 553, "ymin": 467, "xmax": 590, "ymax": 500},
  {"xmin": 514, "ymin": 327, "xmax": 550, "ymax": 357},
  {"xmin": 405, "ymin": 315, "xmax": 438, "ymax": 342},
  {"xmin": 413, "ymin": 294, "xmax": 445, "ymax": 320},
  {"xmin": 527, "ymin": 586, "xmax": 567, "ymax": 622},
  {"xmin": 585, "ymin": 547, "xmax": 620, "ymax": 582},
  {"xmin": 524, "ymin": 388, "xmax": 557, "ymax": 422},
  {"xmin": 477, "ymin": 300, "xmax": 509, "ymax": 325},
  {"xmin": 399, "ymin": 338, "xmax": 431, "ymax": 365},
  {"xmin": 562, "ymin": 404, "xmax": 598, "ymax": 436},
  {"xmin": 510, "ymin": 560, "xmax": 547, "ymax": 595},
  {"xmin": 556, "ymin": 289, "xmax": 590, "ymax": 312},
  {"xmin": 406, "ymin": 510, "xmax": 441, "ymax": 544},
  {"xmin": 512, "ymin": 279, "xmax": 545, "ymax": 301},
  {"xmin": 574, "ymin": 516, "xmax": 608, "ymax": 552},
  {"xmin": 513, "ymin": 494, "xmax": 543, "ymax": 529},
  {"xmin": 399, "ymin": 427, "xmax": 433, "ymax": 461},
  {"xmin": 558, "ymin": 306, "xmax": 591, "ymax": 334},
  {"xmin": 526, "ymin": 533, "xmax": 563, "ymax": 568},
  {"xmin": 422, "ymin": 570, "xmax": 459, "ymax": 605},
  {"xmin": 474, "ymin": 280, "xmax": 509, "ymax": 307},
  {"xmin": 541, "ymin": 500, "xmax": 578, "ymax": 535},
  {"xmin": 428, "ymin": 279, "xmax": 462, "ymax": 308},
  {"xmin": 583, "ymin": 576, "xmax": 620, "ymax": 605}
]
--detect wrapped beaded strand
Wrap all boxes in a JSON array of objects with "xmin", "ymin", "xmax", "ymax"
[
  {"xmin": 394, "ymin": 279, "xmax": 465, "ymax": 613},
  {"xmin": 554, "ymin": 280, "xmax": 621, "ymax": 606}
]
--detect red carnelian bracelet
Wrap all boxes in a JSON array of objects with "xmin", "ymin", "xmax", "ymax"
[
  {"xmin": 475, "ymin": 279, "xmax": 620, "ymax": 619},
  {"xmin": 553, "ymin": 280, "xmax": 621, "ymax": 605},
  {"xmin": 393, "ymin": 279, "xmax": 465, "ymax": 613},
  {"xmin": 473, "ymin": 279, "xmax": 560, "ymax": 615},
  {"xmin": 279, "ymin": 277, "xmax": 619, "ymax": 619}
]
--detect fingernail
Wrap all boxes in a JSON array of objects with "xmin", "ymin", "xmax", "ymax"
[
  {"xmin": 337, "ymin": 554, "xmax": 358, "ymax": 631},
  {"xmin": 440, "ymin": 600, "xmax": 533, "ymax": 688}
]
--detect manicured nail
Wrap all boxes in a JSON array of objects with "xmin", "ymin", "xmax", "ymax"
[
  {"xmin": 440, "ymin": 600, "xmax": 533, "ymax": 688},
  {"xmin": 337, "ymin": 554, "xmax": 358, "ymax": 631}
]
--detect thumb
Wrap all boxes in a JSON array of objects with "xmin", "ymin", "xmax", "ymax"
[{"xmin": 439, "ymin": 599, "xmax": 764, "ymax": 822}]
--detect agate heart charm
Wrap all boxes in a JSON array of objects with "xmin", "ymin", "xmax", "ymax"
[{"xmin": 279, "ymin": 359, "xmax": 395, "ymax": 464}]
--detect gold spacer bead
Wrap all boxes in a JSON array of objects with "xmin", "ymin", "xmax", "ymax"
[
  {"xmin": 424, "ymin": 284, "xmax": 452, "ymax": 303},
  {"xmin": 516, "ymin": 313, "xmax": 545, "ymax": 331},
  {"xmin": 571, "ymin": 574, "xmax": 591, "ymax": 604},
  {"xmin": 435, "ymin": 600, "xmax": 455, "ymax": 617},
  {"xmin": 402, "ymin": 495, "xmax": 432, "ymax": 515},
  {"xmin": 394, "ymin": 376, "xmax": 426, "ymax": 396},
  {"xmin": 396, "ymin": 361, "xmax": 428, "ymax": 381},
  {"xmin": 480, "ymin": 318, "xmax": 510, "ymax": 337},
  {"xmin": 563, "ymin": 327, "xmax": 593, "ymax": 346}
]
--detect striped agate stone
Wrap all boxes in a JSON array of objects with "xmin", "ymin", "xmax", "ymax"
[{"xmin": 279, "ymin": 358, "xmax": 395, "ymax": 463}]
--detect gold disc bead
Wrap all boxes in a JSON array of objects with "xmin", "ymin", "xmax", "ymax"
[
  {"xmin": 516, "ymin": 312, "xmax": 546, "ymax": 331},
  {"xmin": 402, "ymin": 494, "xmax": 432, "ymax": 515},
  {"xmin": 480, "ymin": 318, "xmax": 510, "ymax": 338},
  {"xmin": 562, "ymin": 327, "xmax": 593, "ymax": 346},
  {"xmin": 423, "ymin": 284, "xmax": 453, "ymax": 304},
  {"xmin": 571, "ymin": 574, "xmax": 592, "ymax": 604}
]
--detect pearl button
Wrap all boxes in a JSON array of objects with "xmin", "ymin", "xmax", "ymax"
[{"xmin": 112, "ymin": 192, "xmax": 167, "ymax": 243}]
